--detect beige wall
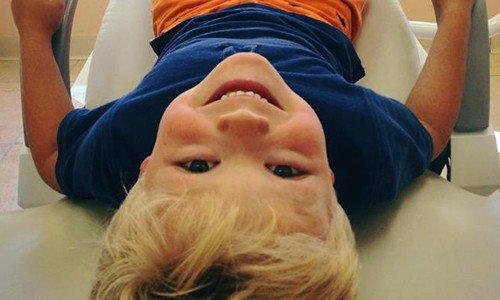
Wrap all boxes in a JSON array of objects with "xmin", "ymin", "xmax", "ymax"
[
  {"xmin": 0, "ymin": 0, "xmax": 108, "ymax": 58},
  {"xmin": 0, "ymin": 0, "xmax": 108, "ymax": 36},
  {"xmin": 2, "ymin": 0, "xmax": 498, "ymax": 36},
  {"xmin": 1, "ymin": 0, "xmax": 499, "ymax": 57},
  {"xmin": 399, "ymin": 0, "xmax": 500, "ymax": 22}
]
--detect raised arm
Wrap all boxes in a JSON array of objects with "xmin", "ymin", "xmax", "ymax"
[
  {"xmin": 405, "ymin": 0, "xmax": 475, "ymax": 160},
  {"xmin": 12, "ymin": 0, "xmax": 74, "ymax": 192}
]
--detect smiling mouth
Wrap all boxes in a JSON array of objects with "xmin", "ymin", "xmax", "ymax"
[{"xmin": 206, "ymin": 80, "xmax": 282, "ymax": 109}]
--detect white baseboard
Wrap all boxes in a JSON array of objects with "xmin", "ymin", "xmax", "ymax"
[
  {"xmin": 409, "ymin": 17, "xmax": 500, "ymax": 54},
  {"xmin": 409, "ymin": 21, "xmax": 437, "ymax": 40},
  {"xmin": 0, "ymin": 35, "xmax": 95, "ymax": 60}
]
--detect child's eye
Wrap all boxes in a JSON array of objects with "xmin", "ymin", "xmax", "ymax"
[
  {"xmin": 180, "ymin": 160, "xmax": 217, "ymax": 173},
  {"xmin": 180, "ymin": 161, "xmax": 302, "ymax": 177},
  {"xmin": 268, "ymin": 165, "xmax": 302, "ymax": 178}
]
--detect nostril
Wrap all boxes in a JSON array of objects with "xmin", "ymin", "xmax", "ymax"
[
  {"xmin": 258, "ymin": 121, "xmax": 270, "ymax": 134},
  {"xmin": 217, "ymin": 120, "xmax": 229, "ymax": 132}
]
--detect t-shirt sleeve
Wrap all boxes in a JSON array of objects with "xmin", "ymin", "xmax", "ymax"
[
  {"xmin": 325, "ymin": 83, "xmax": 434, "ymax": 214},
  {"xmin": 363, "ymin": 87, "xmax": 434, "ymax": 204},
  {"xmin": 55, "ymin": 102, "xmax": 121, "ymax": 203}
]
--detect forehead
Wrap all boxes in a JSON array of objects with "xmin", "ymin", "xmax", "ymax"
[{"xmin": 177, "ymin": 180, "xmax": 327, "ymax": 231}]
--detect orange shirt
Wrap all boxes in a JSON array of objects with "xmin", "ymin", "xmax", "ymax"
[{"xmin": 152, "ymin": 0, "xmax": 366, "ymax": 41}]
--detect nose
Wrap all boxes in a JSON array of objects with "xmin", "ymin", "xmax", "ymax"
[{"xmin": 217, "ymin": 109, "xmax": 270, "ymax": 136}]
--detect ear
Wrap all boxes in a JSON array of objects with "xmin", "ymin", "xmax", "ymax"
[
  {"xmin": 330, "ymin": 170, "xmax": 335, "ymax": 185},
  {"xmin": 139, "ymin": 156, "xmax": 152, "ymax": 177}
]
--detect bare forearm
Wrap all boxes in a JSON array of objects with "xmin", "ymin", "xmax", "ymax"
[
  {"xmin": 405, "ymin": 10, "xmax": 471, "ymax": 159},
  {"xmin": 19, "ymin": 33, "xmax": 73, "ymax": 191}
]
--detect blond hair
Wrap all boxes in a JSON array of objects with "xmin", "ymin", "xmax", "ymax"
[{"xmin": 90, "ymin": 177, "xmax": 359, "ymax": 299}]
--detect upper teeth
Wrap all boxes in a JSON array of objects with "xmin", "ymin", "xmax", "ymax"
[{"xmin": 218, "ymin": 90, "xmax": 269, "ymax": 102}]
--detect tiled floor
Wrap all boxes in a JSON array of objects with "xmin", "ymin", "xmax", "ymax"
[
  {"xmin": 0, "ymin": 59, "xmax": 86, "ymax": 211},
  {"xmin": 1, "ymin": 53, "xmax": 500, "ymax": 212}
]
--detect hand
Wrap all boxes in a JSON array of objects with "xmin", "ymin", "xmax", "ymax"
[
  {"xmin": 431, "ymin": 0, "xmax": 475, "ymax": 20},
  {"xmin": 11, "ymin": 0, "xmax": 66, "ymax": 39}
]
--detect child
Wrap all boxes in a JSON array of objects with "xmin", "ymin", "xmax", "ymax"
[{"xmin": 12, "ymin": 0, "xmax": 474, "ymax": 298}]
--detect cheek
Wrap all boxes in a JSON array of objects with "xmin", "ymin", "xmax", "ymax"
[
  {"xmin": 162, "ymin": 106, "xmax": 212, "ymax": 144},
  {"xmin": 278, "ymin": 114, "xmax": 326, "ymax": 157}
]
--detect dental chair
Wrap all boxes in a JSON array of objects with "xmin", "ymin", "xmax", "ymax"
[{"xmin": 2, "ymin": 0, "xmax": 500, "ymax": 299}]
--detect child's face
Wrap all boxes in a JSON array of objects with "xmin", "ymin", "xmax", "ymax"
[{"xmin": 141, "ymin": 52, "xmax": 337, "ymax": 236}]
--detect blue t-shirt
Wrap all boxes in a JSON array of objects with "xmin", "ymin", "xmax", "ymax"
[{"xmin": 56, "ymin": 4, "xmax": 432, "ymax": 214}]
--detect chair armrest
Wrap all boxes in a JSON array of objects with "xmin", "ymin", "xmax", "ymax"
[
  {"xmin": 455, "ymin": 0, "xmax": 490, "ymax": 132},
  {"xmin": 51, "ymin": 0, "xmax": 80, "ymax": 96}
]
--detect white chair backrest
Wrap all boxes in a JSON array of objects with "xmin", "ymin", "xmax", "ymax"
[
  {"xmin": 85, "ymin": 0, "xmax": 156, "ymax": 109},
  {"xmin": 355, "ymin": 0, "xmax": 426, "ymax": 102},
  {"xmin": 85, "ymin": 0, "xmax": 426, "ymax": 109}
]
